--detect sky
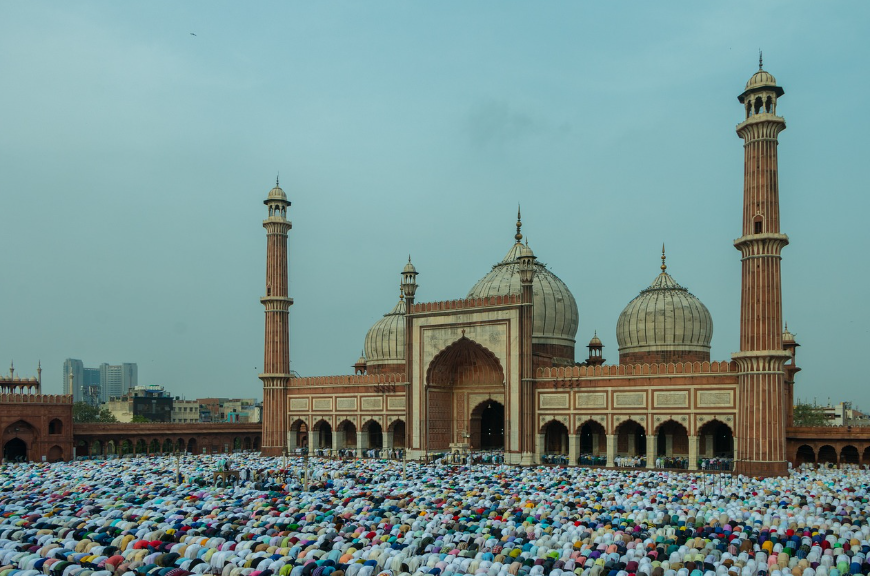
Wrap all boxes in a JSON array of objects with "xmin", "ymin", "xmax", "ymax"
[{"xmin": 1, "ymin": 2, "xmax": 869, "ymax": 405}]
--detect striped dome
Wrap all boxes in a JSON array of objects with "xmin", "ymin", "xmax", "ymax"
[
  {"xmin": 363, "ymin": 296, "xmax": 406, "ymax": 368},
  {"xmin": 467, "ymin": 242, "xmax": 578, "ymax": 347},
  {"xmin": 616, "ymin": 270, "xmax": 712, "ymax": 357}
]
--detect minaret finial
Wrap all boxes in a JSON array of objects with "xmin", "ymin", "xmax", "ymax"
[
  {"xmin": 661, "ymin": 243, "xmax": 667, "ymax": 271},
  {"xmin": 276, "ymin": 173, "xmax": 279, "ymax": 187},
  {"xmin": 759, "ymin": 49, "xmax": 763, "ymax": 71},
  {"xmin": 515, "ymin": 204, "xmax": 523, "ymax": 243},
  {"xmin": 408, "ymin": 254, "xmax": 412, "ymax": 263}
]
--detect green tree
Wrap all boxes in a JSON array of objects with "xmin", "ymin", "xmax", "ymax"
[
  {"xmin": 793, "ymin": 402, "xmax": 828, "ymax": 427},
  {"xmin": 131, "ymin": 415, "xmax": 151, "ymax": 423},
  {"xmin": 72, "ymin": 402, "xmax": 119, "ymax": 423}
]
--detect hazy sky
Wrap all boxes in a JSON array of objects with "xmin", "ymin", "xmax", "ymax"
[{"xmin": 2, "ymin": 2, "xmax": 868, "ymax": 406}]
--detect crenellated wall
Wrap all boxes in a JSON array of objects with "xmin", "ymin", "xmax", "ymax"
[
  {"xmin": 290, "ymin": 373, "xmax": 407, "ymax": 388},
  {"xmin": 411, "ymin": 294, "xmax": 521, "ymax": 314},
  {"xmin": 0, "ymin": 393, "xmax": 72, "ymax": 404},
  {"xmin": 536, "ymin": 360, "xmax": 737, "ymax": 380}
]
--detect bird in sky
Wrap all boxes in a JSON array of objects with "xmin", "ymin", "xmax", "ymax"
[{"xmin": 190, "ymin": 32, "xmax": 196, "ymax": 36}]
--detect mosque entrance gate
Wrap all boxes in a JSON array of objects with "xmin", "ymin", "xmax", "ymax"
[{"xmin": 424, "ymin": 336, "xmax": 506, "ymax": 454}]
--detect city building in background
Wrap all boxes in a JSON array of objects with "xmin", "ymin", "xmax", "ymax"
[
  {"xmin": 105, "ymin": 385, "xmax": 171, "ymax": 422},
  {"xmin": 63, "ymin": 359, "xmax": 138, "ymax": 404},
  {"xmin": 198, "ymin": 398, "xmax": 260, "ymax": 423},
  {"xmin": 171, "ymin": 398, "xmax": 200, "ymax": 424}
]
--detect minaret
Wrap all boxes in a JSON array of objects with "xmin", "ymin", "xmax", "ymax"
[
  {"xmin": 259, "ymin": 177, "xmax": 293, "ymax": 457},
  {"xmin": 517, "ymin": 223, "xmax": 536, "ymax": 465},
  {"xmin": 733, "ymin": 56, "xmax": 792, "ymax": 476},
  {"xmin": 401, "ymin": 256, "xmax": 418, "ymax": 452}
]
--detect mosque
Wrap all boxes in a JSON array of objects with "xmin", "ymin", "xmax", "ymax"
[{"xmin": 259, "ymin": 64, "xmax": 801, "ymax": 476}]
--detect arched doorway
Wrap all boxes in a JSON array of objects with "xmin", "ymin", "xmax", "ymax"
[
  {"xmin": 615, "ymin": 419, "xmax": 645, "ymax": 456},
  {"xmin": 469, "ymin": 400, "xmax": 504, "ymax": 450},
  {"xmin": 312, "ymin": 420, "xmax": 333, "ymax": 450},
  {"xmin": 336, "ymin": 420, "xmax": 357, "ymax": 451},
  {"xmin": 698, "ymin": 420, "xmax": 734, "ymax": 458},
  {"xmin": 388, "ymin": 420, "xmax": 406, "ymax": 449},
  {"xmin": 2, "ymin": 420, "xmax": 36, "ymax": 462},
  {"xmin": 289, "ymin": 419, "xmax": 308, "ymax": 452},
  {"xmin": 3, "ymin": 438, "xmax": 27, "ymax": 461},
  {"xmin": 818, "ymin": 445, "xmax": 837, "ymax": 465},
  {"xmin": 47, "ymin": 445, "xmax": 63, "ymax": 462},
  {"xmin": 542, "ymin": 420, "xmax": 569, "ymax": 454},
  {"xmin": 187, "ymin": 438, "xmax": 197, "ymax": 453},
  {"xmin": 426, "ymin": 336, "xmax": 505, "ymax": 452},
  {"xmin": 841, "ymin": 445, "xmax": 859, "ymax": 465},
  {"xmin": 656, "ymin": 420, "xmax": 689, "ymax": 457},
  {"xmin": 363, "ymin": 420, "xmax": 383, "ymax": 450},
  {"xmin": 579, "ymin": 420, "xmax": 605, "ymax": 456}
]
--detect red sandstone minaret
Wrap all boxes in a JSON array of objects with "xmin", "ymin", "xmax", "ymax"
[
  {"xmin": 733, "ymin": 56, "xmax": 792, "ymax": 476},
  {"xmin": 260, "ymin": 178, "xmax": 293, "ymax": 457}
]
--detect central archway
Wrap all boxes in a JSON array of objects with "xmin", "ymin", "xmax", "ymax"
[
  {"xmin": 425, "ymin": 336, "xmax": 505, "ymax": 452},
  {"xmin": 3, "ymin": 438, "xmax": 27, "ymax": 461}
]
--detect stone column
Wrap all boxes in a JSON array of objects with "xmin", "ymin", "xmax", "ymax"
[
  {"xmin": 568, "ymin": 434, "xmax": 580, "ymax": 466},
  {"xmin": 333, "ymin": 430, "xmax": 344, "ymax": 454},
  {"xmin": 606, "ymin": 434, "xmax": 616, "ymax": 467},
  {"xmin": 309, "ymin": 430, "xmax": 320, "ymax": 452},
  {"xmin": 665, "ymin": 434, "xmax": 674, "ymax": 456},
  {"xmin": 705, "ymin": 434, "xmax": 714, "ymax": 458},
  {"xmin": 286, "ymin": 431, "xmax": 297, "ymax": 453},
  {"xmin": 357, "ymin": 430, "xmax": 369, "ymax": 458},
  {"xmin": 384, "ymin": 430, "xmax": 394, "ymax": 451},
  {"xmin": 689, "ymin": 435, "xmax": 699, "ymax": 470},
  {"xmin": 591, "ymin": 433, "xmax": 600, "ymax": 456},
  {"xmin": 646, "ymin": 434, "xmax": 657, "ymax": 469},
  {"xmin": 535, "ymin": 433, "xmax": 545, "ymax": 464},
  {"xmin": 627, "ymin": 432, "xmax": 637, "ymax": 456}
]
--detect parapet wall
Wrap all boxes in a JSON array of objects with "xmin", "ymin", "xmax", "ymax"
[
  {"xmin": 536, "ymin": 360, "xmax": 737, "ymax": 379},
  {"xmin": 0, "ymin": 393, "xmax": 72, "ymax": 404},
  {"xmin": 290, "ymin": 373, "xmax": 407, "ymax": 387},
  {"xmin": 411, "ymin": 294, "xmax": 521, "ymax": 313}
]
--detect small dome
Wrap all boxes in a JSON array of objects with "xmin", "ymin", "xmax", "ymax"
[
  {"xmin": 616, "ymin": 266, "xmax": 712, "ymax": 360},
  {"xmin": 588, "ymin": 333, "xmax": 602, "ymax": 347},
  {"xmin": 403, "ymin": 258, "xmax": 417, "ymax": 274},
  {"xmin": 468, "ymin": 241, "xmax": 578, "ymax": 348},
  {"xmin": 745, "ymin": 69, "xmax": 777, "ymax": 91},
  {"xmin": 517, "ymin": 243, "xmax": 536, "ymax": 260},
  {"xmin": 267, "ymin": 185, "xmax": 287, "ymax": 201},
  {"xmin": 782, "ymin": 323, "xmax": 796, "ymax": 343},
  {"xmin": 363, "ymin": 295, "xmax": 406, "ymax": 367}
]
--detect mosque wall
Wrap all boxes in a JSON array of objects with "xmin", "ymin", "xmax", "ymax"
[{"xmin": 0, "ymin": 395, "xmax": 73, "ymax": 462}]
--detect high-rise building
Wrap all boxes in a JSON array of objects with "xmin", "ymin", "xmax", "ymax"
[
  {"xmin": 62, "ymin": 359, "xmax": 85, "ymax": 402},
  {"xmin": 99, "ymin": 363, "xmax": 137, "ymax": 402}
]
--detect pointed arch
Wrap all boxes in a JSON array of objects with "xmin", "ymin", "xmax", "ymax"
[
  {"xmin": 615, "ymin": 419, "xmax": 646, "ymax": 456},
  {"xmin": 426, "ymin": 336, "xmax": 504, "ymax": 387}
]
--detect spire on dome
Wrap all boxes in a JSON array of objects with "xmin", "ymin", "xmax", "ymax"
[
  {"xmin": 515, "ymin": 205, "xmax": 523, "ymax": 243},
  {"xmin": 759, "ymin": 49, "xmax": 763, "ymax": 71},
  {"xmin": 661, "ymin": 244, "xmax": 667, "ymax": 272}
]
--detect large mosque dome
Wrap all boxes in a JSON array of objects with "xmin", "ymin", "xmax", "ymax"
[
  {"xmin": 616, "ymin": 251, "xmax": 712, "ymax": 365},
  {"xmin": 362, "ymin": 292, "xmax": 406, "ymax": 374},
  {"xmin": 467, "ymin": 216, "xmax": 578, "ymax": 353}
]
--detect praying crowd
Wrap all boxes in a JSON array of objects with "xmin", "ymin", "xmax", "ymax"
[{"xmin": 0, "ymin": 455, "xmax": 868, "ymax": 576}]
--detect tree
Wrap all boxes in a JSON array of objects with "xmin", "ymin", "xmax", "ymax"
[
  {"xmin": 72, "ymin": 402, "xmax": 118, "ymax": 423},
  {"xmin": 131, "ymin": 415, "xmax": 151, "ymax": 423},
  {"xmin": 793, "ymin": 402, "xmax": 828, "ymax": 427}
]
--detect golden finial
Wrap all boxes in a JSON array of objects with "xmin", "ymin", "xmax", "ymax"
[
  {"xmin": 661, "ymin": 243, "xmax": 667, "ymax": 271},
  {"xmin": 399, "ymin": 286, "xmax": 404, "ymax": 300},
  {"xmin": 515, "ymin": 204, "xmax": 523, "ymax": 243}
]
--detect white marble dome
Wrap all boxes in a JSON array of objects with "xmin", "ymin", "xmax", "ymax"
[
  {"xmin": 467, "ymin": 241, "xmax": 579, "ymax": 348},
  {"xmin": 363, "ymin": 295, "xmax": 406, "ymax": 368},
  {"xmin": 616, "ymin": 266, "xmax": 712, "ymax": 358}
]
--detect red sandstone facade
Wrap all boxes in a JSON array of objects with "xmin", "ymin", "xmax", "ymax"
[{"xmin": 260, "ymin": 65, "xmax": 869, "ymax": 474}]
